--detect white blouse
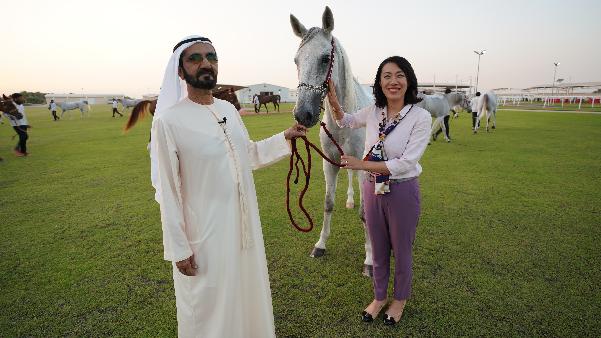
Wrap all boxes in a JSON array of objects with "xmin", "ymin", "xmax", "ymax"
[{"xmin": 336, "ymin": 103, "xmax": 432, "ymax": 179}]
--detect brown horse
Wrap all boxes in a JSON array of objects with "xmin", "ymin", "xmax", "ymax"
[
  {"xmin": 255, "ymin": 94, "xmax": 280, "ymax": 113},
  {"xmin": 124, "ymin": 90, "xmax": 242, "ymax": 132},
  {"xmin": 213, "ymin": 88, "xmax": 241, "ymax": 110},
  {"xmin": 1, "ymin": 94, "xmax": 22, "ymax": 120}
]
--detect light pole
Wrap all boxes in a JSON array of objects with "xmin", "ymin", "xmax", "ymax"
[
  {"xmin": 474, "ymin": 50, "xmax": 486, "ymax": 94},
  {"xmin": 552, "ymin": 62, "xmax": 560, "ymax": 96}
]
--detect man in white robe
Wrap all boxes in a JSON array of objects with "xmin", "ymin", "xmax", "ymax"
[{"xmin": 151, "ymin": 35, "xmax": 307, "ymax": 338}]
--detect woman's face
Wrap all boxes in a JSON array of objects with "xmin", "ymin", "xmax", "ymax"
[{"xmin": 380, "ymin": 62, "xmax": 408, "ymax": 102}]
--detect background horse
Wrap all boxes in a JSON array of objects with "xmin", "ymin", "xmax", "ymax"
[
  {"xmin": 256, "ymin": 94, "xmax": 280, "ymax": 113},
  {"xmin": 475, "ymin": 91, "xmax": 499, "ymax": 132},
  {"xmin": 124, "ymin": 90, "xmax": 242, "ymax": 132},
  {"xmin": 291, "ymin": 6, "xmax": 374, "ymax": 276},
  {"xmin": 417, "ymin": 94, "xmax": 452, "ymax": 142},
  {"xmin": 118, "ymin": 98, "xmax": 143, "ymax": 113},
  {"xmin": 60, "ymin": 101, "xmax": 90, "ymax": 119},
  {"xmin": 1, "ymin": 94, "xmax": 22, "ymax": 120},
  {"xmin": 213, "ymin": 88, "xmax": 241, "ymax": 110},
  {"xmin": 447, "ymin": 91, "xmax": 470, "ymax": 118}
]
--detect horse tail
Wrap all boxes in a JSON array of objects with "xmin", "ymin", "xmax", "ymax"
[
  {"xmin": 481, "ymin": 93, "xmax": 489, "ymax": 118},
  {"xmin": 124, "ymin": 99, "xmax": 153, "ymax": 132}
]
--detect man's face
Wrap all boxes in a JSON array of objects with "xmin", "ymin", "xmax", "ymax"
[{"xmin": 179, "ymin": 43, "xmax": 218, "ymax": 90}]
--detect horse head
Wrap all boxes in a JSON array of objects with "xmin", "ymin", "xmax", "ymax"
[
  {"xmin": 290, "ymin": 6, "xmax": 336, "ymax": 127},
  {"xmin": 0, "ymin": 94, "xmax": 21, "ymax": 119}
]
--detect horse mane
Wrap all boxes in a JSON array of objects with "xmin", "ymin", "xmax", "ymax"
[
  {"xmin": 124, "ymin": 99, "xmax": 155, "ymax": 132},
  {"xmin": 324, "ymin": 35, "xmax": 363, "ymax": 114}
]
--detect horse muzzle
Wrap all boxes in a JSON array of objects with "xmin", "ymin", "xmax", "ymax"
[{"xmin": 294, "ymin": 90, "xmax": 324, "ymax": 127}]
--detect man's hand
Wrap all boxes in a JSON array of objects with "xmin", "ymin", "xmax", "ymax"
[
  {"xmin": 176, "ymin": 254, "xmax": 198, "ymax": 276},
  {"xmin": 284, "ymin": 123, "xmax": 308, "ymax": 140}
]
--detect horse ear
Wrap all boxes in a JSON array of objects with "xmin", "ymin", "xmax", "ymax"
[
  {"xmin": 2, "ymin": 94, "xmax": 8, "ymax": 100},
  {"xmin": 290, "ymin": 14, "xmax": 307, "ymax": 38},
  {"xmin": 322, "ymin": 6, "xmax": 334, "ymax": 34}
]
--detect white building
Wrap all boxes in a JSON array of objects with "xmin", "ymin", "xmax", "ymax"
[
  {"xmin": 236, "ymin": 83, "xmax": 293, "ymax": 103},
  {"xmin": 45, "ymin": 93, "xmax": 126, "ymax": 104}
]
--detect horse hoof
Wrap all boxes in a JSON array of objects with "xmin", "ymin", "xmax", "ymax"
[
  {"xmin": 345, "ymin": 201, "xmax": 355, "ymax": 209},
  {"xmin": 492, "ymin": 126, "xmax": 496, "ymax": 129},
  {"xmin": 310, "ymin": 247, "xmax": 326, "ymax": 258},
  {"xmin": 362, "ymin": 264, "xmax": 373, "ymax": 278}
]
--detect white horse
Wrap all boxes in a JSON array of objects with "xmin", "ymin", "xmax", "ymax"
[
  {"xmin": 291, "ymin": 6, "xmax": 374, "ymax": 276},
  {"xmin": 447, "ymin": 91, "xmax": 470, "ymax": 119},
  {"xmin": 417, "ymin": 92, "xmax": 470, "ymax": 142},
  {"xmin": 475, "ymin": 91, "xmax": 498, "ymax": 132},
  {"xmin": 417, "ymin": 94, "xmax": 452, "ymax": 142},
  {"xmin": 60, "ymin": 101, "xmax": 90, "ymax": 119},
  {"xmin": 118, "ymin": 98, "xmax": 142, "ymax": 112}
]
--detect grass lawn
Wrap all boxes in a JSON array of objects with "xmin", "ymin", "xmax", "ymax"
[{"xmin": 1, "ymin": 104, "xmax": 600, "ymax": 337}]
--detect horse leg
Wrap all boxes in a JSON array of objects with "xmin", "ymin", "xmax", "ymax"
[
  {"xmin": 492, "ymin": 110, "xmax": 497, "ymax": 129},
  {"xmin": 358, "ymin": 172, "xmax": 373, "ymax": 277},
  {"xmin": 475, "ymin": 112, "xmax": 483, "ymax": 133},
  {"xmin": 346, "ymin": 170, "xmax": 355, "ymax": 209},
  {"xmin": 431, "ymin": 117, "xmax": 441, "ymax": 141},
  {"xmin": 311, "ymin": 161, "xmax": 339, "ymax": 258}
]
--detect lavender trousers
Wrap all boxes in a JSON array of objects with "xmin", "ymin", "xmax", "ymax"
[{"xmin": 362, "ymin": 177, "xmax": 421, "ymax": 301}]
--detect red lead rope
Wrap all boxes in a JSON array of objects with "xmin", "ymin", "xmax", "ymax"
[{"xmin": 286, "ymin": 122, "xmax": 344, "ymax": 232}]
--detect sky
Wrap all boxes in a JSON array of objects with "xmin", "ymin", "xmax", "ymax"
[{"xmin": 1, "ymin": 0, "xmax": 600, "ymax": 97}]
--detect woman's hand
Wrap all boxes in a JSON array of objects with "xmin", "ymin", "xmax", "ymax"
[
  {"xmin": 340, "ymin": 155, "xmax": 364, "ymax": 170},
  {"xmin": 327, "ymin": 80, "xmax": 344, "ymax": 120}
]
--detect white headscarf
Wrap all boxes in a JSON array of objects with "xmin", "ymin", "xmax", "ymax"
[{"xmin": 151, "ymin": 35, "xmax": 214, "ymax": 202}]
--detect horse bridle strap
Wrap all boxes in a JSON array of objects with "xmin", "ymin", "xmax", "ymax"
[
  {"xmin": 286, "ymin": 122, "xmax": 344, "ymax": 232},
  {"xmin": 297, "ymin": 38, "xmax": 336, "ymax": 98}
]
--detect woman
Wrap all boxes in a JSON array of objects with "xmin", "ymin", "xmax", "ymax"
[{"xmin": 327, "ymin": 56, "xmax": 431, "ymax": 325}]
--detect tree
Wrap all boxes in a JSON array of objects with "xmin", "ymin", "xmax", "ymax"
[{"xmin": 18, "ymin": 91, "xmax": 46, "ymax": 104}]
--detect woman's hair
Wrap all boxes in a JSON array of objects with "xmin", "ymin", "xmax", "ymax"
[{"xmin": 373, "ymin": 56, "xmax": 421, "ymax": 108}]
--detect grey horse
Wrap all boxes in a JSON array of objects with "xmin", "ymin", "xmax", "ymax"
[
  {"xmin": 60, "ymin": 101, "xmax": 90, "ymax": 119},
  {"xmin": 474, "ymin": 90, "xmax": 498, "ymax": 132},
  {"xmin": 118, "ymin": 98, "xmax": 143, "ymax": 112},
  {"xmin": 291, "ymin": 6, "xmax": 374, "ymax": 276},
  {"xmin": 417, "ymin": 92, "xmax": 470, "ymax": 142}
]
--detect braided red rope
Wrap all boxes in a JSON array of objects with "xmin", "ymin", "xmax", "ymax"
[{"xmin": 286, "ymin": 122, "xmax": 344, "ymax": 232}]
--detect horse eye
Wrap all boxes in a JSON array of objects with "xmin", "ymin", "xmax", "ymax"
[{"xmin": 321, "ymin": 55, "xmax": 330, "ymax": 63}]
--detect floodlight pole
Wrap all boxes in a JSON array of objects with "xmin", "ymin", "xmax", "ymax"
[
  {"xmin": 474, "ymin": 50, "xmax": 486, "ymax": 94},
  {"xmin": 552, "ymin": 62, "xmax": 560, "ymax": 96}
]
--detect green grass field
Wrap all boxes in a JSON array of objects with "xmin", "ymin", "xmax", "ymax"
[{"xmin": 1, "ymin": 104, "xmax": 600, "ymax": 337}]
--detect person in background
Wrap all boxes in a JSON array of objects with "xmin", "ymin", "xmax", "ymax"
[
  {"xmin": 48, "ymin": 99, "xmax": 59, "ymax": 121},
  {"xmin": 112, "ymin": 98, "xmax": 123, "ymax": 117},
  {"xmin": 7, "ymin": 93, "xmax": 30, "ymax": 156},
  {"xmin": 471, "ymin": 92, "xmax": 481, "ymax": 132}
]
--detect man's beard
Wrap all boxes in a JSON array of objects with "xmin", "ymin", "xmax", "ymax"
[{"xmin": 182, "ymin": 67, "xmax": 217, "ymax": 90}]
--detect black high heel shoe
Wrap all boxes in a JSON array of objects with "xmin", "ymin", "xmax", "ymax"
[
  {"xmin": 383, "ymin": 313, "xmax": 399, "ymax": 325},
  {"xmin": 361, "ymin": 303, "xmax": 385, "ymax": 323}
]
